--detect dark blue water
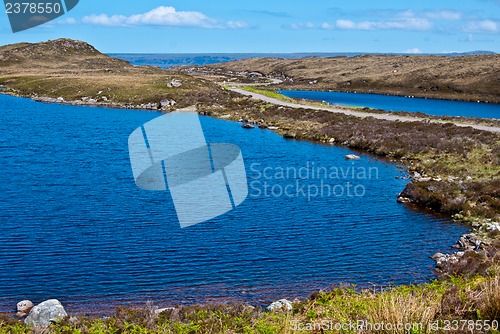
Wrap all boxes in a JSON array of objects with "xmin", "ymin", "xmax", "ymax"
[
  {"xmin": 0, "ymin": 94, "xmax": 467, "ymax": 314},
  {"xmin": 280, "ymin": 90, "xmax": 500, "ymax": 119}
]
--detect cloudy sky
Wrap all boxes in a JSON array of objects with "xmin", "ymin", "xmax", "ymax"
[{"xmin": 0, "ymin": 0, "xmax": 498, "ymax": 53}]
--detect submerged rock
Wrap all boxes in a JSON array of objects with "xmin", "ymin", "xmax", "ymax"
[{"xmin": 25, "ymin": 299, "xmax": 67, "ymax": 328}]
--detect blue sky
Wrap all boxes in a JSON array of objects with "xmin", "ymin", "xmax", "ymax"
[{"xmin": 0, "ymin": 0, "xmax": 499, "ymax": 53}]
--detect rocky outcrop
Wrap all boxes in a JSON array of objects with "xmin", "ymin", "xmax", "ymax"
[
  {"xmin": 452, "ymin": 233, "xmax": 484, "ymax": 251},
  {"xmin": 25, "ymin": 299, "xmax": 67, "ymax": 328},
  {"xmin": 167, "ymin": 79, "xmax": 182, "ymax": 88},
  {"xmin": 432, "ymin": 251, "xmax": 466, "ymax": 269}
]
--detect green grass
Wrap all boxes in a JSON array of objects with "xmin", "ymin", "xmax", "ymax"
[
  {"xmin": 239, "ymin": 86, "xmax": 297, "ymax": 103},
  {"xmin": 2, "ymin": 272, "xmax": 500, "ymax": 333}
]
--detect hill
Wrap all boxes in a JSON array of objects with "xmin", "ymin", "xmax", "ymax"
[
  {"xmin": 201, "ymin": 54, "xmax": 500, "ymax": 103},
  {"xmin": 0, "ymin": 38, "xmax": 228, "ymax": 108}
]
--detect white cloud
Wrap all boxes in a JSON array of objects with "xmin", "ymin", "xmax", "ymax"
[
  {"xmin": 332, "ymin": 18, "xmax": 432, "ymax": 31},
  {"xmin": 79, "ymin": 6, "xmax": 247, "ymax": 29},
  {"xmin": 321, "ymin": 22, "xmax": 334, "ymax": 30},
  {"xmin": 463, "ymin": 19, "xmax": 499, "ymax": 33},
  {"xmin": 424, "ymin": 10, "xmax": 462, "ymax": 20},
  {"xmin": 286, "ymin": 22, "xmax": 315, "ymax": 30},
  {"xmin": 59, "ymin": 17, "xmax": 77, "ymax": 24},
  {"xmin": 404, "ymin": 48, "xmax": 422, "ymax": 54},
  {"xmin": 226, "ymin": 21, "xmax": 250, "ymax": 29},
  {"xmin": 335, "ymin": 19, "xmax": 356, "ymax": 29}
]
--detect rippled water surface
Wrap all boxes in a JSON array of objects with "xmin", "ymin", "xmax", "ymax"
[
  {"xmin": 0, "ymin": 94, "xmax": 467, "ymax": 313},
  {"xmin": 280, "ymin": 90, "xmax": 500, "ymax": 119}
]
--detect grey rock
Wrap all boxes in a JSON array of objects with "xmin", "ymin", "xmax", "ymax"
[
  {"xmin": 397, "ymin": 196, "xmax": 412, "ymax": 204},
  {"xmin": 242, "ymin": 123, "xmax": 255, "ymax": 129},
  {"xmin": 160, "ymin": 99, "xmax": 176, "ymax": 108},
  {"xmin": 418, "ymin": 177, "xmax": 432, "ymax": 182},
  {"xmin": 25, "ymin": 299, "xmax": 68, "ymax": 327},
  {"xmin": 17, "ymin": 300, "xmax": 34, "ymax": 314},
  {"xmin": 267, "ymin": 299, "xmax": 292, "ymax": 312},
  {"xmin": 154, "ymin": 307, "xmax": 176, "ymax": 315},
  {"xmin": 431, "ymin": 252, "xmax": 446, "ymax": 260},
  {"xmin": 345, "ymin": 154, "xmax": 361, "ymax": 160},
  {"xmin": 167, "ymin": 79, "xmax": 182, "ymax": 88},
  {"xmin": 328, "ymin": 138, "xmax": 335, "ymax": 144},
  {"xmin": 486, "ymin": 223, "xmax": 500, "ymax": 232}
]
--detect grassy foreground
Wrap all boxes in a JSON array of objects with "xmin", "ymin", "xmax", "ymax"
[{"xmin": 1, "ymin": 271, "xmax": 499, "ymax": 333}]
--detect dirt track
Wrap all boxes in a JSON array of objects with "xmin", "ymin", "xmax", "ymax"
[
  {"xmin": 229, "ymin": 86, "xmax": 500, "ymax": 133},
  {"xmin": 205, "ymin": 55, "xmax": 500, "ymax": 103}
]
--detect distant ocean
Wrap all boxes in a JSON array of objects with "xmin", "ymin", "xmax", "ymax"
[
  {"xmin": 109, "ymin": 53, "xmax": 360, "ymax": 68},
  {"xmin": 110, "ymin": 51, "xmax": 495, "ymax": 68}
]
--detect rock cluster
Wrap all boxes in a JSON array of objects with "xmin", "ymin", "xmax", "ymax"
[
  {"xmin": 432, "ymin": 232, "xmax": 487, "ymax": 270},
  {"xmin": 167, "ymin": 79, "xmax": 182, "ymax": 88},
  {"xmin": 486, "ymin": 222, "xmax": 500, "ymax": 232},
  {"xmin": 432, "ymin": 251, "xmax": 466, "ymax": 269},
  {"xmin": 452, "ymin": 233, "xmax": 483, "ymax": 251},
  {"xmin": 18, "ymin": 299, "xmax": 68, "ymax": 328},
  {"xmin": 267, "ymin": 299, "xmax": 293, "ymax": 312}
]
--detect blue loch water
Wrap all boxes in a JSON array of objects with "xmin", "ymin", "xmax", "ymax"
[
  {"xmin": 0, "ymin": 94, "xmax": 467, "ymax": 314},
  {"xmin": 280, "ymin": 90, "xmax": 500, "ymax": 119}
]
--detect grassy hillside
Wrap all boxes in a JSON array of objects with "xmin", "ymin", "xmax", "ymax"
[
  {"xmin": 0, "ymin": 38, "xmax": 230, "ymax": 108},
  {"xmin": 201, "ymin": 55, "xmax": 500, "ymax": 103}
]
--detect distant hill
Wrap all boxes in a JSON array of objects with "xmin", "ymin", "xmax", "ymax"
[
  {"xmin": 0, "ymin": 38, "xmax": 227, "ymax": 108},
  {"xmin": 206, "ymin": 53, "xmax": 500, "ymax": 103},
  {"xmin": 0, "ymin": 38, "xmax": 130, "ymax": 69},
  {"xmin": 445, "ymin": 50, "xmax": 496, "ymax": 56}
]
